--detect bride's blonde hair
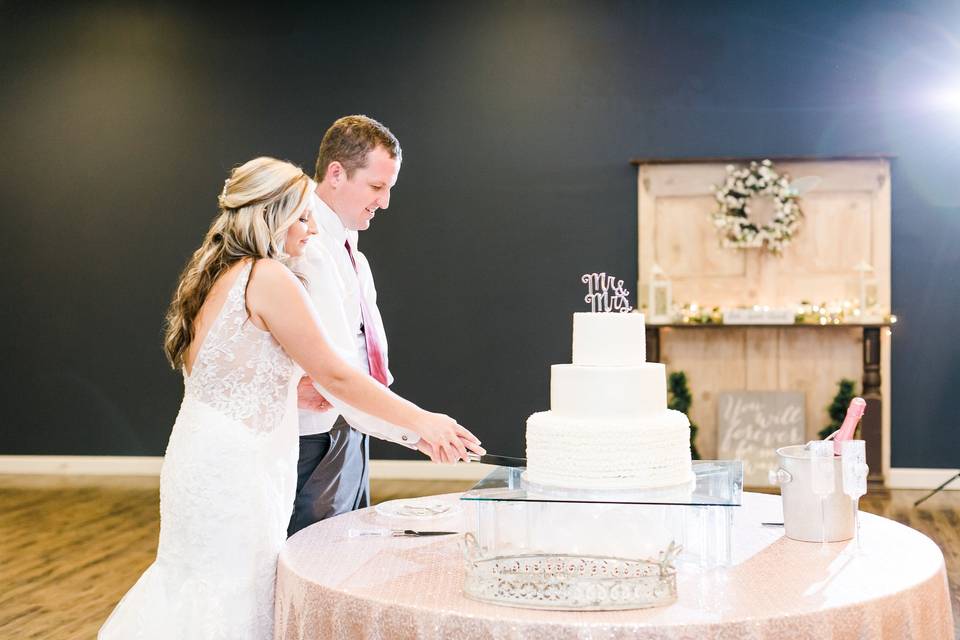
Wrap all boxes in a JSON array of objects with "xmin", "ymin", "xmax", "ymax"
[{"xmin": 164, "ymin": 157, "xmax": 310, "ymax": 369}]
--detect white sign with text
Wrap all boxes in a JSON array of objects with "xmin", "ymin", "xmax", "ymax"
[{"xmin": 717, "ymin": 391, "xmax": 805, "ymax": 487}]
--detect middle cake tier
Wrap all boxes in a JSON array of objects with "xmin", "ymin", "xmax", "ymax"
[{"xmin": 550, "ymin": 363, "xmax": 668, "ymax": 420}]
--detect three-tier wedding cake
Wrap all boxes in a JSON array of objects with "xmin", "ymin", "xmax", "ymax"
[{"xmin": 525, "ymin": 312, "xmax": 693, "ymax": 490}]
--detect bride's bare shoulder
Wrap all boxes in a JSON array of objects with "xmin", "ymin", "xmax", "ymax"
[
  {"xmin": 246, "ymin": 258, "xmax": 306, "ymax": 305},
  {"xmin": 249, "ymin": 258, "xmax": 297, "ymax": 283},
  {"xmin": 244, "ymin": 259, "xmax": 308, "ymax": 328}
]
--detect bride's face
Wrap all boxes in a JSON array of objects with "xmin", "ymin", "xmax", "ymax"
[{"xmin": 284, "ymin": 206, "xmax": 318, "ymax": 257}]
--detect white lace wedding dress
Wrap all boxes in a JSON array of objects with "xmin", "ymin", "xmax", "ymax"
[{"xmin": 100, "ymin": 262, "xmax": 301, "ymax": 639}]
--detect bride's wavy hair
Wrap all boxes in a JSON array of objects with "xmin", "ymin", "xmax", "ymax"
[{"xmin": 164, "ymin": 157, "xmax": 311, "ymax": 369}]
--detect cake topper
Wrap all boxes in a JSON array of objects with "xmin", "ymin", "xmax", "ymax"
[{"xmin": 581, "ymin": 272, "xmax": 633, "ymax": 313}]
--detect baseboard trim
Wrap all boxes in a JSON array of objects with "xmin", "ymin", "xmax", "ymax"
[
  {"xmin": 886, "ymin": 467, "xmax": 960, "ymax": 490},
  {"xmin": 0, "ymin": 456, "xmax": 165, "ymax": 476},
  {"xmin": 5, "ymin": 456, "xmax": 953, "ymax": 489},
  {"xmin": 0, "ymin": 456, "xmax": 492, "ymax": 482}
]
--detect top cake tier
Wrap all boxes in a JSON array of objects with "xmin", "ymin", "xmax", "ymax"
[{"xmin": 572, "ymin": 312, "xmax": 647, "ymax": 366}]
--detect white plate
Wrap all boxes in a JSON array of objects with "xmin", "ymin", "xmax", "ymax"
[{"xmin": 374, "ymin": 497, "xmax": 462, "ymax": 520}]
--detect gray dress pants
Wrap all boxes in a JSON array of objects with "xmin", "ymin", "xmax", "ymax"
[{"xmin": 287, "ymin": 416, "xmax": 370, "ymax": 537}]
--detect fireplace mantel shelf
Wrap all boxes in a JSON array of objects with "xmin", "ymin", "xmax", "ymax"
[{"xmin": 647, "ymin": 322, "xmax": 892, "ymax": 329}]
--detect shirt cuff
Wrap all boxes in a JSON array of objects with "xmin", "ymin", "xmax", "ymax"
[
  {"xmin": 348, "ymin": 420, "xmax": 421, "ymax": 448},
  {"xmin": 311, "ymin": 380, "xmax": 420, "ymax": 448}
]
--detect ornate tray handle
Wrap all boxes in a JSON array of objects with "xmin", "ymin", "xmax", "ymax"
[{"xmin": 463, "ymin": 544, "xmax": 681, "ymax": 611}]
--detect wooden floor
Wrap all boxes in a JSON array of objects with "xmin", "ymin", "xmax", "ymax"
[{"xmin": 1, "ymin": 475, "xmax": 957, "ymax": 639}]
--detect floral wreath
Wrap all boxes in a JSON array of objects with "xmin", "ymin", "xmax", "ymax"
[{"xmin": 710, "ymin": 159, "xmax": 803, "ymax": 256}]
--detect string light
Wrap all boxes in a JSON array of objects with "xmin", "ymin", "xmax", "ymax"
[{"xmin": 660, "ymin": 298, "xmax": 896, "ymax": 326}]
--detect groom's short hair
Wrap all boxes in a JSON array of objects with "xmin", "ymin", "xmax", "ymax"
[{"xmin": 314, "ymin": 115, "xmax": 401, "ymax": 182}]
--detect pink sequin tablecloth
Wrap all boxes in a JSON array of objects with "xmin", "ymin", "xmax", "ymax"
[{"xmin": 275, "ymin": 491, "xmax": 953, "ymax": 639}]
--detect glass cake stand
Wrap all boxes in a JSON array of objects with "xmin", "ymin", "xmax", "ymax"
[{"xmin": 459, "ymin": 461, "xmax": 742, "ymax": 611}]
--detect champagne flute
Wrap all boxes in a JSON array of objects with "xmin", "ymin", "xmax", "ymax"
[
  {"xmin": 808, "ymin": 440, "xmax": 835, "ymax": 545},
  {"xmin": 841, "ymin": 440, "xmax": 868, "ymax": 553}
]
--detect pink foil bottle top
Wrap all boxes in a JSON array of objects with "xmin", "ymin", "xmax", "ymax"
[{"xmin": 832, "ymin": 397, "xmax": 867, "ymax": 455}]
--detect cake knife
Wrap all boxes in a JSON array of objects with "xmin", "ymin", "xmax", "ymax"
[{"xmin": 467, "ymin": 453, "xmax": 527, "ymax": 467}]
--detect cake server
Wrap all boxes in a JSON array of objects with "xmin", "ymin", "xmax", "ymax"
[
  {"xmin": 348, "ymin": 528, "xmax": 460, "ymax": 538},
  {"xmin": 467, "ymin": 453, "xmax": 527, "ymax": 467}
]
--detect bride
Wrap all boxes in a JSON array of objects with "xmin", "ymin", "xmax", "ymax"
[{"xmin": 99, "ymin": 157, "xmax": 483, "ymax": 639}]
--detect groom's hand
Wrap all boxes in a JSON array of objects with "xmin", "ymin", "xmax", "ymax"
[{"xmin": 297, "ymin": 376, "xmax": 332, "ymax": 412}]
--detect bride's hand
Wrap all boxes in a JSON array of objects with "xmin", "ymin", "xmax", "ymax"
[{"xmin": 413, "ymin": 412, "xmax": 484, "ymax": 463}]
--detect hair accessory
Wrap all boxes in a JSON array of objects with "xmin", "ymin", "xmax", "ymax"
[{"xmin": 218, "ymin": 179, "xmax": 231, "ymax": 209}]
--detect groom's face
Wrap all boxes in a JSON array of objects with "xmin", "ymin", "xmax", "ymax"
[{"xmin": 336, "ymin": 146, "xmax": 401, "ymax": 231}]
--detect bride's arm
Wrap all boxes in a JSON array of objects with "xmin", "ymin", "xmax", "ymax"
[{"xmin": 246, "ymin": 259, "xmax": 482, "ymax": 463}]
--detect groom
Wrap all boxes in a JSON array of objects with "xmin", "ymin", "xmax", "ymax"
[{"xmin": 287, "ymin": 115, "xmax": 420, "ymax": 536}]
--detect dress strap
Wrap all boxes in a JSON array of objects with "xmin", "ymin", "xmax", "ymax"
[{"xmin": 236, "ymin": 259, "xmax": 256, "ymax": 321}]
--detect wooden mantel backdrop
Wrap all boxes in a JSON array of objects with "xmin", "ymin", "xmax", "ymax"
[{"xmin": 637, "ymin": 158, "xmax": 892, "ymax": 480}]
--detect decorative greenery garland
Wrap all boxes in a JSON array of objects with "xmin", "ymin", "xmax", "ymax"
[{"xmin": 711, "ymin": 159, "xmax": 803, "ymax": 256}]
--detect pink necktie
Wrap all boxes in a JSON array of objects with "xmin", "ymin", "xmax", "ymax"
[{"xmin": 344, "ymin": 240, "xmax": 389, "ymax": 386}]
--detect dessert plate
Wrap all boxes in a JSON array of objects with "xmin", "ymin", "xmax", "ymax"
[{"xmin": 374, "ymin": 497, "xmax": 462, "ymax": 520}]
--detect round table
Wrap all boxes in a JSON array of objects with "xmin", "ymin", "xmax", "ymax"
[{"xmin": 275, "ymin": 492, "xmax": 953, "ymax": 639}]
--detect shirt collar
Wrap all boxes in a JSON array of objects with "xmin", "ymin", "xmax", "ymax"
[{"xmin": 309, "ymin": 181, "xmax": 357, "ymax": 249}]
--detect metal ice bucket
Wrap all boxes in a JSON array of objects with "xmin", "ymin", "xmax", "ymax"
[{"xmin": 769, "ymin": 444, "xmax": 854, "ymax": 542}]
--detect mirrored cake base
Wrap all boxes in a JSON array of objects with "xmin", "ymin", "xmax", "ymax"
[{"xmin": 460, "ymin": 461, "xmax": 742, "ymax": 611}]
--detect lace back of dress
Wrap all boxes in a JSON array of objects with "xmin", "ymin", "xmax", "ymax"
[{"xmin": 184, "ymin": 261, "xmax": 295, "ymax": 434}]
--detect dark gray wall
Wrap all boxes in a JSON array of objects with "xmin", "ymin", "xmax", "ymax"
[{"xmin": 1, "ymin": 1, "xmax": 958, "ymax": 467}]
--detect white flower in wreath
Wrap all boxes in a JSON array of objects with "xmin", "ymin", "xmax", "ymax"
[{"xmin": 709, "ymin": 160, "xmax": 805, "ymax": 256}]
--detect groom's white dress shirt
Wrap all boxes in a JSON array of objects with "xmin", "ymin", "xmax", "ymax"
[{"xmin": 294, "ymin": 185, "xmax": 419, "ymax": 447}]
